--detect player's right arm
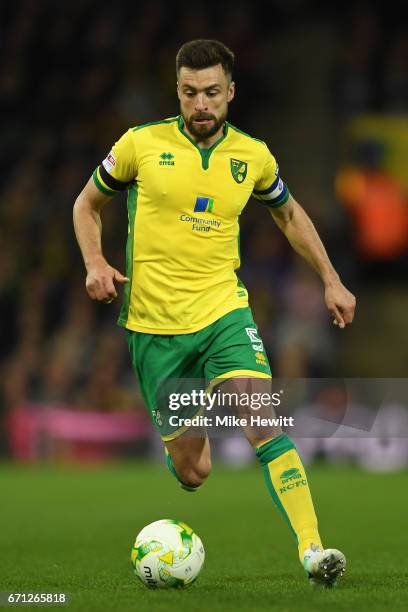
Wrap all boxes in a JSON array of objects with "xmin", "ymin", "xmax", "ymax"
[
  {"xmin": 74, "ymin": 129, "xmax": 137, "ymax": 303},
  {"xmin": 73, "ymin": 179, "xmax": 129, "ymax": 303}
]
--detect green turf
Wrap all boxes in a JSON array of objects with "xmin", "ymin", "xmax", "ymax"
[{"xmin": 1, "ymin": 461, "xmax": 407, "ymax": 611}]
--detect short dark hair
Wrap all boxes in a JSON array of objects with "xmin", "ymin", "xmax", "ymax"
[{"xmin": 176, "ymin": 39, "xmax": 235, "ymax": 77}]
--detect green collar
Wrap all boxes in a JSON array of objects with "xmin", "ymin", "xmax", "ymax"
[{"xmin": 177, "ymin": 115, "xmax": 228, "ymax": 170}]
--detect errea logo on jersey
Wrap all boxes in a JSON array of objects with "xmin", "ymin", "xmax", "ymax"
[
  {"xmin": 194, "ymin": 196, "xmax": 214, "ymax": 213},
  {"xmin": 159, "ymin": 152, "xmax": 175, "ymax": 166}
]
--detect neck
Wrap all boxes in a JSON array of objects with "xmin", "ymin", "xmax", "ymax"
[{"xmin": 182, "ymin": 122, "xmax": 225, "ymax": 149}]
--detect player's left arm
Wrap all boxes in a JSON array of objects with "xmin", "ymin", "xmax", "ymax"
[{"xmin": 270, "ymin": 193, "xmax": 356, "ymax": 328}]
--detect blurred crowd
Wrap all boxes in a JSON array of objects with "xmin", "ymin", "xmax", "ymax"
[
  {"xmin": 332, "ymin": 3, "xmax": 408, "ymax": 117},
  {"xmin": 1, "ymin": 1, "xmax": 407, "ymax": 456}
]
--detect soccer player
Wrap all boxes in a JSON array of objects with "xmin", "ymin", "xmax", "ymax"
[{"xmin": 73, "ymin": 39, "xmax": 356, "ymax": 587}]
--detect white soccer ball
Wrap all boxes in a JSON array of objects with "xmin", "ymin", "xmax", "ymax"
[{"xmin": 130, "ymin": 519, "xmax": 205, "ymax": 588}]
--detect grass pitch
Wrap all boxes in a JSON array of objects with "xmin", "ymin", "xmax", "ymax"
[{"xmin": 1, "ymin": 460, "xmax": 407, "ymax": 611}]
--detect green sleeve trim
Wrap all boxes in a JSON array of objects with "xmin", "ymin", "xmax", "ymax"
[
  {"xmin": 270, "ymin": 189, "xmax": 290, "ymax": 208},
  {"xmin": 92, "ymin": 168, "xmax": 115, "ymax": 196}
]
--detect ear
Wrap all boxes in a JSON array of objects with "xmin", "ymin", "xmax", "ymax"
[
  {"xmin": 176, "ymin": 80, "xmax": 181, "ymax": 100},
  {"xmin": 227, "ymin": 80, "xmax": 235, "ymax": 103}
]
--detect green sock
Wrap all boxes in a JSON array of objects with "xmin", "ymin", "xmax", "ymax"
[{"xmin": 164, "ymin": 448, "xmax": 199, "ymax": 492}]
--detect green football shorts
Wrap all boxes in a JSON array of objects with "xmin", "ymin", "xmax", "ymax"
[{"xmin": 125, "ymin": 307, "xmax": 271, "ymax": 441}]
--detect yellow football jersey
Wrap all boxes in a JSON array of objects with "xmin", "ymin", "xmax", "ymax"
[{"xmin": 93, "ymin": 116, "xmax": 289, "ymax": 334}]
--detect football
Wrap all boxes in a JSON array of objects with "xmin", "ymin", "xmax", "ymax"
[{"xmin": 130, "ymin": 519, "xmax": 205, "ymax": 588}]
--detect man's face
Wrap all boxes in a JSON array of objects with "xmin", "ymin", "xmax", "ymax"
[{"xmin": 177, "ymin": 64, "xmax": 235, "ymax": 140}]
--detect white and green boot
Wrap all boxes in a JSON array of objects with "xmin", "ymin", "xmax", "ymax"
[{"xmin": 303, "ymin": 544, "xmax": 346, "ymax": 588}]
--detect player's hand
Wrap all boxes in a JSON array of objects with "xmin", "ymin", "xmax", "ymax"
[
  {"xmin": 85, "ymin": 257, "xmax": 129, "ymax": 303},
  {"xmin": 324, "ymin": 280, "xmax": 356, "ymax": 329}
]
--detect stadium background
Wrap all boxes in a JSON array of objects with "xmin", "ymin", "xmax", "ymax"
[
  {"xmin": 1, "ymin": 2, "xmax": 407, "ymax": 610},
  {"xmin": 1, "ymin": 0, "xmax": 407, "ymax": 457}
]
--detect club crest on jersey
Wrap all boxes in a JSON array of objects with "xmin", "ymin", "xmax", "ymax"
[{"xmin": 230, "ymin": 158, "xmax": 247, "ymax": 183}]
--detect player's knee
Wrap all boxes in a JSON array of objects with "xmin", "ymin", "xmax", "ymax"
[
  {"xmin": 198, "ymin": 455, "xmax": 212, "ymax": 480},
  {"xmin": 180, "ymin": 469, "xmax": 205, "ymax": 488},
  {"xmin": 178, "ymin": 460, "xmax": 211, "ymax": 488}
]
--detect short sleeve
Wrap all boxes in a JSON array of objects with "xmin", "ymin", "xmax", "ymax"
[
  {"xmin": 92, "ymin": 129, "xmax": 137, "ymax": 196},
  {"xmin": 252, "ymin": 147, "xmax": 289, "ymax": 208}
]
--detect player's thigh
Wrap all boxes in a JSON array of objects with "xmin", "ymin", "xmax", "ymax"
[
  {"xmin": 200, "ymin": 307, "xmax": 278, "ymax": 445},
  {"xmin": 216, "ymin": 376, "xmax": 282, "ymax": 446}
]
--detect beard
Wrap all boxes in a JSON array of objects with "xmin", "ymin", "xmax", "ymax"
[{"xmin": 183, "ymin": 110, "xmax": 227, "ymax": 140}]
